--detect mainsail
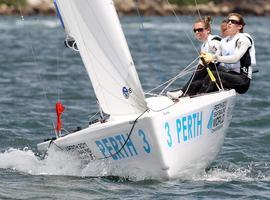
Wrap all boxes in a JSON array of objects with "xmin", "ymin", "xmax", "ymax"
[{"xmin": 55, "ymin": 0, "xmax": 147, "ymax": 116}]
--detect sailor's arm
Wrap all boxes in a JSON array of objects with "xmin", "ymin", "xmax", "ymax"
[
  {"xmin": 209, "ymin": 39, "xmax": 221, "ymax": 55},
  {"xmin": 216, "ymin": 37, "xmax": 252, "ymax": 63}
]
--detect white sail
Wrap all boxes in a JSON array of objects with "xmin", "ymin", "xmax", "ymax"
[{"xmin": 55, "ymin": 0, "xmax": 147, "ymax": 116}]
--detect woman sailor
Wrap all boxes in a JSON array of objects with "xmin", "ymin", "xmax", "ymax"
[
  {"xmin": 200, "ymin": 13, "xmax": 256, "ymax": 94},
  {"xmin": 167, "ymin": 16, "xmax": 221, "ymax": 99}
]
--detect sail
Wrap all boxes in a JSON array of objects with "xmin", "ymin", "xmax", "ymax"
[{"xmin": 55, "ymin": 0, "xmax": 147, "ymax": 116}]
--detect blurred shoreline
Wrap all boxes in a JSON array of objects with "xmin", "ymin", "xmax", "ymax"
[{"xmin": 0, "ymin": 0, "xmax": 270, "ymax": 16}]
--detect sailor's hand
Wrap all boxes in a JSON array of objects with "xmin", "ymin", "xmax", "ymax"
[{"xmin": 200, "ymin": 52, "xmax": 216, "ymax": 64}]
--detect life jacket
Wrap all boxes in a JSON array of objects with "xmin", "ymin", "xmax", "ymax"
[
  {"xmin": 201, "ymin": 34, "xmax": 221, "ymax": 54},
  {"xmin": 220, "ymin": 33, "xmax": 256, "ymax": 79},
  {"xmin": 240, "ymin": 33, "xmax": 256, "ymax": 72}
]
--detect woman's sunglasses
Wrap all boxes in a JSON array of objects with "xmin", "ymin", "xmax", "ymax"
[
  {"xmin": 193, "ymin": 28, "xmax": 204, "ymax": 33},
  {"xmin": 227, "ymin": 19, "xmax": 241, "ymax": 25}
]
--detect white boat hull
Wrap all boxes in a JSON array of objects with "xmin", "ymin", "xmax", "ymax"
[{"xmin": 38, "ymin": 90, "xmax": 236, "ymax": 179}]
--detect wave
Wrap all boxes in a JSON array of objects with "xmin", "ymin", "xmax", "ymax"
[
  {"xmin": 192, "ymin": 163, "xmax": 270, "ymax": 182},
  {"xmin": 15, "ymin": 19, "xmax": 60, "ymax": 29},
  {"xmin": 0, "ymin": 148, "xmax": 151, "ymax": 180},
  {"xmin": 0, "ymin": 18, "xmax": 59, "ymax": 31},
  {"xmin": 0, "ymin": 148, "xmax": 269, "ymax": 182},
  {"xmin": 0, "ymin": 148, "xmax": 81, "ymax": 176}
]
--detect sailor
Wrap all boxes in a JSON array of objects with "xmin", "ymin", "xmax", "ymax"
[
  {"xmin": 200, "ymin": 13, "xmax": 256, "ymax": 94},
  {"xmin": 167, "ymin": 16, "xmax": 221, "ymax": 99},
  {"xmin": 220, "ymin": 18, "xmax": 229, "ymax": 38}
]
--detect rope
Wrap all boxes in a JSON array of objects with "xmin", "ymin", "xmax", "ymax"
[
  {"xmin": 68, "ymin": 1, "xmax": 146, "ymax": 110},
  {"xmin": 192, "ymin": 0, "xmax": 224, "ymax": 90},
  {"xmin": 46, "ymin": 109, "xmax": 149, "ymax": 161},
  {"xmin": 194, "ymin": 0, "xmax": 203, "ymax": 20},
  {"xmin": 56, "ymin": 45, "xmax": 61, "ymax": 102},
  {"xmin": 17, "ymin": 3, "xmax": 56, "ymax": 136},
  {"xmin": 165, "ymin": 0, "xmax": 200, "ymax": 56},
  {"xmin": 48, "ymin": 138, "xmax": 64, "ymax": 151},
  {"xmin": 159, "ymin": 57, "xmax": 200, "ymax": 95},
  {"xmin": 143, "ymin": 1, "xmax": 203, "ymax": 97},
  {"xmin": 146, "ymin": 56, "xmax": 199, "ymax": 95},
  {"xmin": 201, "ymin": 57, "xmax": 222, "ymax": 90},
  {"xmin": 183, "ymin": 64, "xmax": 204, "ymax": 96},
  {"xmin": 134, "ymin": 0, "xmax": 163, "ymax": 82},
  {"xmin": 88, "ymin": 110, "xmax": 100, "ymax": 122},
  {"xmin": 95, "ymin": 109, "xmax": 149, "ymax": 160},
  {"xmin": 212, "ymin": 62, "xmax": 224, "ymax": 90},
  {"xmin": 150, "ymin": 0, "xmax": 225, "ymax": 96},
  {"xmin": 166, "ymin": 0, "xmax": 224, "ymax": 92}
]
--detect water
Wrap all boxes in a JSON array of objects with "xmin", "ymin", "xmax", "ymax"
[{"xmin": 0, "ymin": 15, "xmax": 269, "ymax": 199}]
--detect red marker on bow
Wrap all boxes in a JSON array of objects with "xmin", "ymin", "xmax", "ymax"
[{"xmin": 55, "ymin": 102, "xmax": 65, "ymax": 136}]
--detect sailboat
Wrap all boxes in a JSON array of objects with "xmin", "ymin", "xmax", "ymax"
[{"xmin": 37, "ymin": 0, "xmax": 236, "ymax": 179}]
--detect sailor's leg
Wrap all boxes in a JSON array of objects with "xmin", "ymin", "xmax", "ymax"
[{"xmin": 182, "ymin": 64, "xmax": 207, "ymax": 93}]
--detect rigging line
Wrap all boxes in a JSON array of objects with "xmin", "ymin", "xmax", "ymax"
[
  {"xmin": 56, "ymin": 45, "xmax": 61, "ymax": 102},
  {"xmin": 215, "ymin": 64, "xmax": 224, "ymax": 90},
  {"xmin": 170, "ymin": 64, "xmax": 200, "ymax": 95},
  {"xmin": 75, "ymin": 42, "xmax": 146, "ymax": 109},
  {"xmin": 88, "ymin": 110, "xmax": 100, "ymax": 121},
  {"xmin": 134, "ymin": 0, "xmax": 163, "ymax": 83},
  {"xmin": 155, "ymin": 65, "xmax": 197, "ymax": 92},
  {"xmin": 192, "ymin": 0, "xmax": 224, "ymax": 90},
  {"xmin": 148, "ymin": 101, "xmax": 178, "ymax": 112},
  {"xmin": 47, "ymin": 109, "xmax": 149, "ymax": 161},
  {"xmin": 62, "ymin": 33, "xmax": 148, "ymax": 110},
  {"xmin": 156, "ymin": 56, "xmax": 200, "ymax": 95},
  {"xmin": 67, "ymin": 1, "xmax": 123, "ymax": 111},
  {"xmin": 79, "ymin": 44, "xmax": 146, "ymax": 109},
  {"xmin": 17, "ymin": 4, "xmax": 56, "ymax": 135},
  {"xmin": 73, "ymin": 37, "xmax": 146, "ymax": 109},
  {"xmin": 144, "ymin": 92, "xmax": 160, "ymax": 97},
  {"xmin": 194, "ymin": 0, "xmax": 203, "ymax": 20},
  {"xmin": 183, "ymin": 65, "xmax": 203, "ymax": 96},
  {"xmin": 148, "ymin": 65, "xmax": 195, "ymax": 96},
  {"xmin": 68, "ymin": 1, "xmax": 145, "ymax": 108},
  {"xmin": 68, "ymin": 1, "xmax": 146, "ymax": 110},
  {"xmin": 48, "ymin": 138, "xmax": 64, "ymax": 151},
  {"xmin": 165, "ymin": 0, "xmax": 200, "ymax": 56},
  {"xmin": 210, "ymin": 65, "xmax": 225, "ymax": 93},
  {"xmin": 85, "ymin": 1, "xmax": 138, "ymax": 86},
  {"xmin": 161, "ymin": 1, "xmax": 209, "ymax": 95},
  {"xmin": 159, "ymin": 66, "xmax": 197, "ymax": 95},
  {"xmin": 97, "ymin": 84, "xmax": 147, "ymax": 111},
  {"xmin": 159, "ymin": 57, "xmax": 200, "ymax": 94},
  {"xmin": 148, "ymin": 61, "xmax": 198, "ymax": 95},
  {"xmin": 166, "ymin": 0, "xmax": 224, "ymax": 93},
  {"xmin": 95, "ymin": 109, "xmax": 149, "ymax": 160},
  {"xmin": 148, "ymin": 56, "xmax": 199, "ymax": 94},
  {"xmin": 55, "ymin": 34, "xmax": 69, "ymax": 103},
  {"xmin": 65, "ymin": 1, "xmax": 122, "ymax": 86}
]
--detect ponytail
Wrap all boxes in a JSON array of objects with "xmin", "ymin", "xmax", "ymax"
[{"xmin": 194, "ymin": 16, "xmax": 212, "ymax": 33}]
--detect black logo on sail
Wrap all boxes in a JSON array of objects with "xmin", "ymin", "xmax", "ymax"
[{"xmin": 122, "ymin": 86, "xmax": 132, "ymax": 99}]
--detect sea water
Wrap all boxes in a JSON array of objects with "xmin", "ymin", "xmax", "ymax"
[{"xmin": 0, "ymin": 15, "xmax": 269, "ymax": 199}]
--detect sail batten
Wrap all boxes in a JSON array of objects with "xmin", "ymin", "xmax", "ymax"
[{"xmin": 55, "ymin": 0, "xmax": 147, "ymax": 116}]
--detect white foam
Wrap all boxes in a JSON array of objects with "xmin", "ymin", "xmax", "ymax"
[
  {"xmin": 15, "ymin": 19, "xmax": 60, "ymax": 29},
  {"xmin": 0, "ymin": 148, "xmax": 81, "ymax": 176},
  {"xmin": 1, "ymin": 148, "xmax": 268, "ymax": 181},
  {"xmin": 192, "ymin": 163, "xmax": 270, "ymax": 182},
  {"xmin": 0, "ymin": 148, "xmax": 150, "ymax": 180}
]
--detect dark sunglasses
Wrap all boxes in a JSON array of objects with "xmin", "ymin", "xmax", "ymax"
[
  {"xmin": 193, "ymin": 28, "xmax": 204, "ymax": 33},
  {"xmin": 227, "ymin": 19, "xmax": 241, "ymax": 25}
]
